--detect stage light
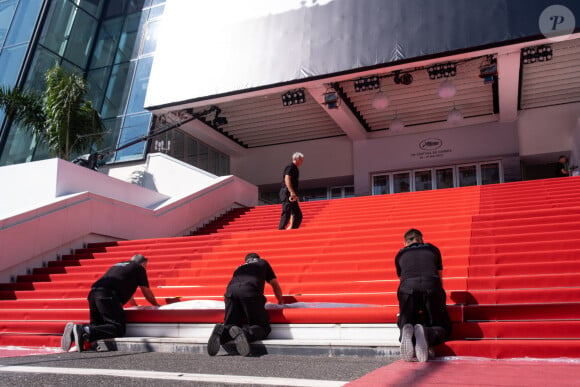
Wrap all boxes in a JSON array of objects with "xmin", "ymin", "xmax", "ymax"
[
  {"xmin": 427, "ymin": 63, "xmax": 457, "ymax": 79},
  {"xmin": 354, "ymin": 75, "xmax": 380, "ymax": 92},
  {"xmin": 323, "ymin": 91, "xmax": 339, "ymax": 109},
  {"xmin": 282, "ymin": 89, "xmax": 306, "ymax": 106},
  {"xmin": 522, "ymin": 45, "xmax": 552, "ymax": 64},
  {"xmin": 394, "ymin": 71, "xmax": 413, "ymax": 86}
]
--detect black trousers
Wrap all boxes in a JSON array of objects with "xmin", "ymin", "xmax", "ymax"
[
  {"xmin": 397, "ymin": 277, "xmax": 451, "ymax": 347},
  {"xmin": 87, "ymin": 288, "xmax": 126, "ymax": 342},
  {"xmin": 278, "ymin": 188, "xmax": 303, "ymax": 229},
  {"xmin": 223, "ymin": 292, "xmax": 271, "ymax": 343}
]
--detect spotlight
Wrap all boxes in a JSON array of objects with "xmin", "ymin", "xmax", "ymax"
[
  {"xmin": 479, "ymin": 62, "xmax": 497, "ymax": 84},
  {"xmin": 282, "ymin": 89, "xmax": 306, "ymax": 106},
  {"xmin": 354, "ymin": 75, "xmax": 380, "ymax": 92},
  {"xmin": 394, "ymin": 71, "xmax": 413, "ymax": 86},
  {"xmin": 322, "ymin": 91, "xmax": 339, "ymax": 109}
]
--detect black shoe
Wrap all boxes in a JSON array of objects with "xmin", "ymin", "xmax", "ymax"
[
  {"xmin": 60, "ymin": 322, "xmax": 74, "ymax": 351},
  {"xmin": 207, "ymin": 324, "xmax": 224, "ymax": 356},
  {"xmin": 229, "ymin": 326, "xmax": 250, "ymax": 356},
  {"xmin": 400, "ymin": 323, "xmax": 415, "ymax": 362},
  {"xmin": 414, "ymin": 324, "xmax": 429, "ymax": 362},
  {"xmin": 73, "ymin": 324, "xmax": 86, "ymax": 352}
]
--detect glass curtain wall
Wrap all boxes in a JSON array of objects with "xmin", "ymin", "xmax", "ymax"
[
  {"xmin": 0, "ymin": 0, "xmax": 44, "ymax": 165},
  {"xmin": 0, "ymin": 0, "xmax": 229, "ymax": 175},
  {"xmin": 87, "ymin": 1, "xmax": 165, "ymax": 163},
  {"xmin": 372, "ymin": 161, "xmax": 503, "ymax": 195},
  {"xmin": 0, "ymin": 0, "xmax": 166, "ymax": 165}
]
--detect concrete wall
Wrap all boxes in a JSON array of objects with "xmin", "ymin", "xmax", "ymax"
[
  {"xmin": 225, "ymin": 103, "xmax": 579, "ymax": 195},
  {"xmin": 0, "ymin": 158, "xmax": 169, "ymax": 218},
  {"xmin": 518, "ymin": 102, "xmax": 580, "ymax": 157},
  {"xmin": 572, "ymin": 117, "xmax": 580, "ymax": 172},
  {"xmin": 353, "ymin": 121, "xmax": 519, "ymax": 196},
  {"xmin": 230, "ymin": 136, "xmax": 353, "ymax": 186}
]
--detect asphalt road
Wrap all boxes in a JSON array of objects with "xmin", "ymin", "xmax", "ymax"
[{"xmin": 0, "ymin": 351, "xmax": 395, "ymax": 386}]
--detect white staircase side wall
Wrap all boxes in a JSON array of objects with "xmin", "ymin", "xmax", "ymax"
[{"xmin": 0, "ymin": 154, "xmax": 258, "ymax": 283}]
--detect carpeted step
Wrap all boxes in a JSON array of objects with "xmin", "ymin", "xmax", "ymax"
[
  {"xmin": 0, "ymin": 334, "xmax": 62, "ymax": 348},
  {"xmin": 450, "ymin": 321, "xmax": 580, "ymax": 340},
  {"xmin": 437, "ymin": 339, "xmax": 580, "ymax": 359},
  {"xmin": 462, "ymin": 303, "xmax": 580, "ymax": 321},
  {"xmin": 3, "ymin": 177, "xmax": 580, "ymax": 358}
]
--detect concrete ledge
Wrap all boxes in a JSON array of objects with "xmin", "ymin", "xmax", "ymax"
[
  {"xmin": 99, "ymin": 322, "xmax": 402, "ymax": 358},
  {"xmin": 126, "ymin": 323, "xmax": 400, "ymax": 343},
  {"xmin": 95, "ymin": 337, "xmax": 401, "ymax": 358}
]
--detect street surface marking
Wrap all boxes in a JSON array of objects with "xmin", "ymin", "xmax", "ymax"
[{"xmin": 0, "ymin": 365, "xmax": 347, "ymax": 386}]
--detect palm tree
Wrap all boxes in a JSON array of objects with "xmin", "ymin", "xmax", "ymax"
[{"xmin": 0, "ymin": 65, "xmax": 105, "ymax": 161}]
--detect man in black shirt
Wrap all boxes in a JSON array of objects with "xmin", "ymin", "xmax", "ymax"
[
  {"xmin": 278, "ymin": 152, "xmax": 304, "ymax": 230},
  {"xmin": 556, "ymin": 155, "xmax": 570, "ymax": 177},
  {"xmin": 207, "ymin": 253, "xmax": 284, "ymax": 356},
  {"xmin": 394, "ymin": 229, "xmax": 451, "ymax": 362},
  {"xmin": 61, "ymin": 254, "xmax": 160, "ymax": 352}
]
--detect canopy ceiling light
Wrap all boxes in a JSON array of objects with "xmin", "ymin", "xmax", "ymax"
[
  {"xmin": 354, "ymin": 75, "xmax": 380, "ymax": 92},
  {"xmin": 281, "ymin": 89, "xmax": 306, "ymax": 106},
  {"xmin": 371, "ymin": 91, "xmax": 390, "ymax": 110},
  {"xmin": 390, "ymin": 116, "xmax": 405, "ymax": 133},
  {"xmin": 447, "ymin": 106, "xmax": 464, "ymax": 124},
  {"xmin": 437, "ymin": 79, "xmax": 456, "ymax": 99}
]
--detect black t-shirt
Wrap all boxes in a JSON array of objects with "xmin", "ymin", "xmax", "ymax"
[
  {"xmin": 91, "ymin": 261, "xmax": 150, "ymax": 304},
  {"xmin": 395, "ymin": 243, "xmax": 442, "ymax": 281},
  {"xmin": 282, "ymin": 163, "xmax": 299, "ymax": 191},
  {"xmin": 556, "ymin": 162, "xmax": 569, "ymax": 177},
  {"xmin": 226, "ymin": 258, "xmax": 276, "ymax": 296}
]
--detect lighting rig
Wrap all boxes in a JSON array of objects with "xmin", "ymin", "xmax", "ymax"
[
  {"xmin": 427, "ymin": 63, "xmax": 457, "ymax": 80},
  {"xmin": 521, "ymin": 45, "xmax": 553, "ymax": 64},
  {"xmin": 73, "ymin": 106, "xmax": 227, "ymax": 170},
  {"xmin": 281, "ymin": 89, "xmax": 306, "ymax": 106}
]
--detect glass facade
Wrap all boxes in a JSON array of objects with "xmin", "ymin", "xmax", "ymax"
[
  {"xmin": 0, "ymin": 0, "xmax": 44, "ymax": 164},
  {"xmin": 148, "ymin": 127, "xmax": 230, "ymax": 176},
  {"xmin": 372, "ymin": 161, "xmax": 502, "ymax": 194},
  {"xmin": 0, "ymin": 0, "xmax": 230, "ymax": 174}
]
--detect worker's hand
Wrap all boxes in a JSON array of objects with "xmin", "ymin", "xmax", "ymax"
[{"xmin": 289, "ymin": 193, "xmax": 298, "ymax": 202}]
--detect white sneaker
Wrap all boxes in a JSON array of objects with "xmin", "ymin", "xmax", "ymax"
[
  {"xmin": 414, "ymin": 324, "xmax": 429, "ymax": 362},
  {"xmin": 60, "ymin": 322, "xmax": 74, "ymax": 351},
  {"xmin": 400, "ymin": 324, "xmax": 415, "ymax": 362}
]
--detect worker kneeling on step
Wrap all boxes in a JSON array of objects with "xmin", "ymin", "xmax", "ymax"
[{"xmin": 207, "ymin": 252, "xmax": 284, "ymax": 356}]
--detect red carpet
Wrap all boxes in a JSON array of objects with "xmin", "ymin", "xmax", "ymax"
[
  {"xmin": 346, "ymin": 358, "xmax": 580, "ymax": 386},
  {"xmin": 0, "ymin": 177, "xmax": 580, "ymax": 358}
]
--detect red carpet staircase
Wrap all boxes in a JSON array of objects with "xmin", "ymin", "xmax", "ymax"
[{"xmin": 1, "ymin": 177, "xmax": 580, "ymax": 359}]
